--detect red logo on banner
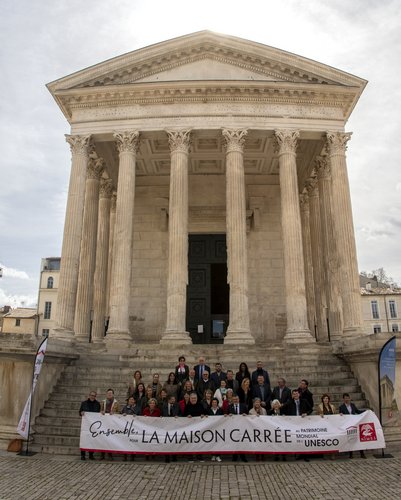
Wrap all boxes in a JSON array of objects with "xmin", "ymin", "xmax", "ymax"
[{"xmin": 359, "ymin": 423, "xmax": 377, "ymax": 442}]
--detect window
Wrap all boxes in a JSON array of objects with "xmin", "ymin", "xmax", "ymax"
[
  {"xmin": 42, "ymin": 329, "xmax": 49, "ymax": 337},
  {"xmin": 15, "ymin": 319, "xmax": 21, "ymax": 326},
  {"xmin": 389, "ymin": 300, "xmax": 397, "ymax": 319},
  {"xmin": 371, "ymin": 301, "xmax": 379, "ymax": 319},
  {"xmin": 47, "ymin": 277, "xmax": 54, "ymax": 289},
  {"xmin": 373, "ymin": 325, "xmax": 382, "ymax": 334},
  {"xmin": 392, "ymin": 324, "xmax": 399, "ymax": 333},
  {"xmin": 44, "ymin": 301, "xmax": 52, "ymax": 320}
]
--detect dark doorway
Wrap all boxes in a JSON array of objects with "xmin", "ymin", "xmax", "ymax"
[{"xmin": 186, "ymin": 235, "xmax": 229, "ymax": 344}]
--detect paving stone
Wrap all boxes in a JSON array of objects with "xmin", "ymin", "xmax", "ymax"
[{"xmin": 1, "ymin": 451, "xmax": 401, "ymax": 499}]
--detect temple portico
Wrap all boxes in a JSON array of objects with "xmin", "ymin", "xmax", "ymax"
[{"xmin": 47, "ymin": 31, "xmax": 367, "ymax": 347}]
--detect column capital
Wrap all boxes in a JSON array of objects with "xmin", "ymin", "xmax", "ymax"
[
  {"xmin": 305, "ymin": 172, "xmax": 318, "ymax": 198},
  {"xmin": 99, "ymin": 178, "xmax": 114, "ymax": 198},
  {"xmin": 315, "ymin": 155, "xmax": 331, "ymax": 180},
  {"xmin": 274, "ymin": 129, "xmax": 299, "ymax": 156},
  {"xmin": 166, "ymin": 129, "xmax": 192, "ymax": 154},
  {"xmin": 65, "ymin": 134, "xmax": 92, "ymax": 156},
  {"xmin": 87, "ymin": 157, "xmax": 105, "ymax": 180},
  {"xmin": 222, "ymin": 129, "xmax": 248, "ymax": 153},
  {"xmin": 111, "ymin": 192, "xmax": 117, "ymax": 211},
  {"xmin": 325, "ymin": 131, "xmax": 352, "ymax": 156},
  {"xmin": 113, "ymin": 131, "xmax": 140, "ymax": 154},
  {"xmin": 300, "ymin": 190, "xmax": 309, "ymax": 212}
]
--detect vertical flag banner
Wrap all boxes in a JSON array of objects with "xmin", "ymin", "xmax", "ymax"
[
  {"xmin": 17, "ymin": 337, "xmax": 48, "ymax": 439},
  {"xmin": 378, "ymin": 336, "xmax": 398, "ymax": 427}
]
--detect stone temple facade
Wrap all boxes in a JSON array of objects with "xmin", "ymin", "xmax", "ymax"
[{"xmin": 47, "ymin": 31, "xmax": 367, "ymax": 348}]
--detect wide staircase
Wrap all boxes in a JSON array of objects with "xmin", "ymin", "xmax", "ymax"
[{"xmin": 31, "ymin": 342, "xmax": 369, "ymax": 455}]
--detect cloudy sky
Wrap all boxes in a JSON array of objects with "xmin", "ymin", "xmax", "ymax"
[{"xmin": 1, "ymin": 0, "xmax": 400, "ymax": 307}]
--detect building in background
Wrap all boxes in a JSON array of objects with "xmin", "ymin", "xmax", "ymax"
[
  {"xmin": 360, "ymin": 277, "xmax": 401, "ymax": 334},
  {"xmin": 2, "ymin": 308, "xmax": 38, "ymax": 335},
  {"xmin": 37, "ymin": 257, "xmax": 60, "ymax": 337}
]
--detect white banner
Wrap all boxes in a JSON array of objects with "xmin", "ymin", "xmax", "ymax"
[
  {"xmin": 17, "ymin": 337, "xmax": 48, "ymax": 439},
  {"xmin": 80, "ymin": 410, "xmax": 385, "ymax": 455}
]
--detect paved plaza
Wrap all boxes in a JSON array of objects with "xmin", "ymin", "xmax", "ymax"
[{"xmin": 1, "ymin": 450, "xmax": 401, "ymax": 500}]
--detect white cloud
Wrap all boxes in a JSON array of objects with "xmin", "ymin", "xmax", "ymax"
[
  {"xmin": 0, "ymin": 288, "xmax": 37, "ymax": 308},
  {"xmin": 0, "ymin": 263, "xmax": 30, "ymax": 280}
]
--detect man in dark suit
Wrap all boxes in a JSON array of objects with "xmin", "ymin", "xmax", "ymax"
[
  {"xmin": 210, "ymin": 362, "xmax": 227, "ymax": 388},
  {"xmin": 252, "ymin": 375, "xmax": 272, "ymax": 410},
  {"xmin": 225, "ymin": 370, "xmax": 239, "ymax": 394},
  {"xmin": 228, "ymin": 395, "xmax": 248, "ymax": 462},
  {"xmin": 338, "ymin": 393, "xmax": 366, "ymax": 459},
  {"xmin": 228, "ymin": 395, "xmax": 248, "ymax": 416},
  {"xmin": 272, "ymin": 377, "xmax": 292, "ymax": 406},
  {"xmin": 196, "ymin": 370, "xmax": 215, "ymax": 399},
  {"xmin": 281, "ymin": 389, "xmax": 312, "ymax": 416},
  {"xmin": 162, "ymin": 395, "xmax": 181, "ymax": 417},
  {"xmin": 251, "ymin": 361, "xmax": 271, "ymax": 387},
  {"xmin": 297, "ymin": 379, "xmax": 314, "ymax": 411},
  {"xmin": 193, "ymin": 356, "xmax": 211, "ymax": 381}
]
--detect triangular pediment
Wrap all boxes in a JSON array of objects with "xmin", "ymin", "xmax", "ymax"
[{"xmin": 48, "ymin": 31, "xmax": 366, "ymax": 91}]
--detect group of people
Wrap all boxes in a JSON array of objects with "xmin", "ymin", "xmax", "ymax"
[{"xmin": 79, "ymin": 356, "xmax": 366, "ymax": 462}]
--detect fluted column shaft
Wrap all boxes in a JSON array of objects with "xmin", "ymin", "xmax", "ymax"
[
  {"xmin": 300, "ymin": 192, "xmax": 316, "ymax": 336},
  {"xmin": 106, "ymin": 192, "xmax": 117, "ymax": 319},
  {"xmin": 73, "ymin": 157, "xmax": 104, "ymax": 340},
  {"xmin": 306, "ymin": 176, "xmax": 328, "ymax": 340},
  {"xmin": 222, "ymin": 129, "xmax": 254, "ymax": 345},
  {"xmin": 326, "ymin": 132, "xmax": 363, "ymax": 335},
  {"xmin": 107, "ymin": 131, "xmax": 140, "ymax": 340},
  {"xmin": 315, "ymin": 156, "xmax": 343, "ymax": 340},
  {"xmin": 160, "ymin": 130, "xmax": 192, "ymax": 344},
  {"xmin": 275, "ymin": 130, "xmax": 312, "ymax": 342},
  {"xmin": 55, "ymin": 134, "xmax": 91, "ymax": 336},
  {"xmin": 92, "ymin": 179, "xmax": 113, "ymax": 343}
]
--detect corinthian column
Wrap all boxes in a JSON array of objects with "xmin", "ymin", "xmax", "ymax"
[
  {"xmin": 54, "ymin": 134, "xmax": 91, "ymax": 338},
  {"xmin": 92, "ymin": 178, "xmax": 113, "ymax": 343},
  {"xmin": 305, "ymin": 174, "xmax": 328, "ymax": 340},
  {"xmin": 105, "ymin": 192, "xmax": 117, "ymax": 320},
  {"xmin": 274, "ymin": 130, "xmax": 313, "ymax": 342},
  {"xmin": 73, "ymin": 156, "xmax": 104, "ymax": 341},
  {"xmin": 160, "ymin": 130, "xmax": 192, "ymax": 345},
  {"xmin": 222, "ymin": 129, "xmax": 254, "ymax": 345},
  {"xmin": 300, "ymin": 191, "xmax": 316, "ymax": 336},
  {"xmin": 107, "ymin": 131, "xmax": 140, "ymax": 342},
  {"xmin": 315, "ymin": 155, "xmax": 343, "ymax": 340},
  {"xmin": 326, "ymin": 132, "xmax": 363, "ymax": 335}
]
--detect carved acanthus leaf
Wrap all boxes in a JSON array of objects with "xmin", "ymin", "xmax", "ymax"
[
  {"xmin": 113, "ymin": 131, "xmax": 140, "ymax": 154},
  {"xmin": 65, "ymin": 134, "xmax": 92, "ymax": 156},
  {"xmin": 305, "ymin": 172, "xmax": 318, "ymax": 198},
  {"xmin": 222, "ymin": 129, "xmax": 248, "ymax": 153},
  {"xmin": 99, "ymin": 178, "xmax": 114, "ymax": 198},
  {"xmin": 87, "ymin": 157, "xmax": 105, "ymax": 180},
  {"xmin": 300, "ymin": 190, "xmax": 309, "ymax": 210},
  {"xmin": 325, "ymin": 131, "xmax": 352, "ymax": 156},
  {"xmin": 111, "ymin": 192, "xmax": 117, "ymax": 211},
  {"xmin": 315, "ymin": 155, "xmax": 331, "ymax": 180},
  {"xmin": 273, "ymin": 129, "xmax": 299, "ymax": 155},
  {"xmin": 166, "ymin": 129, "xmax": 192, "ymax": 153}
]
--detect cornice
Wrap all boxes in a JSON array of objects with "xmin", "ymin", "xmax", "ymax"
[{"xmin": 53, "ymin": 81, "xmax": 357, "ymax": 123}]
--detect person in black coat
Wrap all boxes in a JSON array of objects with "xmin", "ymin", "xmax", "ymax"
[
  {"xmin": 228, "ymin": 395, "xmax": 248, "ymax": 462},
  {"xmin": 162, "ymin": 395, "xmax": 181, "ymax": 417},
  {"xmin": 79, "ymin": 391, "xmax": 100, "ymax": 460},
  {"xmin": 251, "ymin": 361, "xmax": 271, "ymax": 387},
  {"xmin": 184, "ymin": 392, "xmax": 205, "ymax": 417},
  {"xmin": 281, "ymin": 390, "xmax": 312, "ymax": 416},
  {"xmin": 193, "ymin": 356, "xmax": 211, "ymax": 381},
  {"xmin": 272, "ymin": 377, "xmax": 292, "ymax": 406},
  {"xmin": 235, "ymin": 362, "xmax": 251, "ymax": 385},
  {"xmin": 338, "ymin": 393, "xmax": 366, "ymax": 458},
  {"xmin": 297, "ymin": 379, "xmax": 314, "ymax": 411},
  {"xmin": 252, "ymin": 375, "xmax": 272, "ymax": 410},
  {"xmin": 175, "ymin": 356, "xmax": 189, "ymax": 385}
]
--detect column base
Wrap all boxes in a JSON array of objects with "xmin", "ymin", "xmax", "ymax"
[
  {"xmin": 74, "ymin": 332, "xmax": 90, "ymax": 343},
  {"xmin": 224, "ymin": 329, "xmax": 255, "ymax": 345},
  {"xmin": 51, "ymin": 327, "xmax": 75, "ymax": 341},
  {"xmin": 343, "ymin": 325, "xmax": 365, "ymax": 337},
  {"xmin": 105, "ymin": 330, "xmax": 132, "ymax": 349},
  {"xmin": 160, "ymin": 331, "xmax": 192, "ymax": 345},
  {"xmin": 283, "ymin": 329, "xmax": 314, "ymax": 343}
]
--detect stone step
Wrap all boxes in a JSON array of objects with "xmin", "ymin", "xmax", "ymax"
[
  {"xmin": 32, "ymin": 434, "xmax": 79, "ymax": 447},
  {"xmin": 34, "ymin": 425, "xmax": 80, "ymax": 437},
  {"xmin": 30, "ymin": 443, "xmax": 80, "ymax": 455}
]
